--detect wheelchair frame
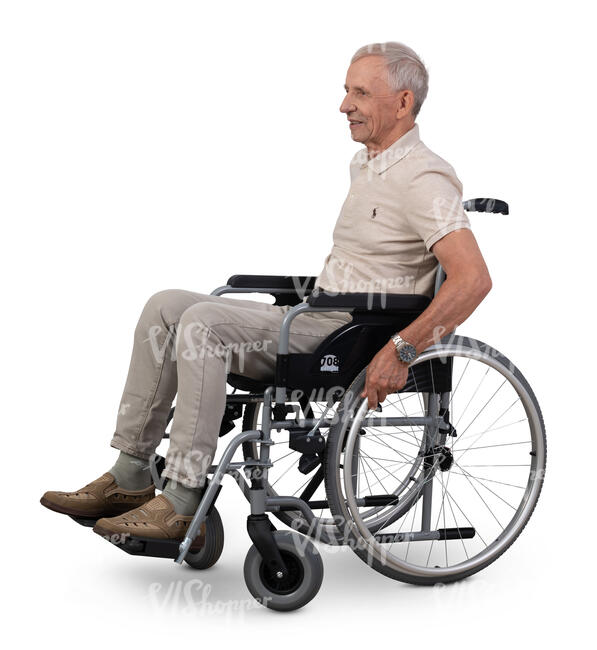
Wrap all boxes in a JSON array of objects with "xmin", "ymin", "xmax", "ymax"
[
  {"xmin": 85, "ymin": 196, "xmax": 545, "ymax": 609},
  {"xmin": 174, "ymin": 283, "xmax": 449, "ymax": 567}
]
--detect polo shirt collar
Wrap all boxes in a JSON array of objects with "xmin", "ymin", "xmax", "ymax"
[{"xmin": 358, "ymin": 123, "xmax": 421, "ymax": 174}]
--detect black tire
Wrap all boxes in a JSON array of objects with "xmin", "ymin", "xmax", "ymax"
[
  {"xmin": 184, "ymin": 506, "xmax": 225, "ymax": 570},
  {"xmin": 243, "ymin": 530, "xmax": 324, "ymax": 611},
  {"xmin": 324, "ymin": 336, "xmax": 547, "ymax": 586}
]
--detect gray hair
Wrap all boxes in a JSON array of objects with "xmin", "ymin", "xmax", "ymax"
[{"xmin": 351, "ymin": 42, "xmax": 429, "ymax": 118}]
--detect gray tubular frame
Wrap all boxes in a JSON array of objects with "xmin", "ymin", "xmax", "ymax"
[
  {"xmin": 176, "ymin": 386, "xmax": 330, "ymax": 563},
  {"xmin": 175, "ymin": 268, "xmax": 447, "ymax": 564}
]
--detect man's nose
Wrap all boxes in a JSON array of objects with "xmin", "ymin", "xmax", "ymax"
[{"xmin": 340, "ymin": 95, "xmax": 356, "ymax": 114}]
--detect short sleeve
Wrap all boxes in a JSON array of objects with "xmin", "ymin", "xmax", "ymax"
[{"xmin": 405, "ymin": 162, "xmax": 472, "ymax": 251}]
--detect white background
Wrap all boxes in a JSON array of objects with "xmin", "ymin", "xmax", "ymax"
[{"xmin": 1, "ymin": 0, "xmax": 594, "ymax": 645}]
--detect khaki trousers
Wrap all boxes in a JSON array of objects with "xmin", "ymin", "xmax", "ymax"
[{"xmin": 110, "ymin": 289, "xmax": 353, "ymax": 488}]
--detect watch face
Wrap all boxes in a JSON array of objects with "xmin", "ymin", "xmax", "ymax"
[{"xmin": 399, "ymin": 344, "xmax": 417, "ymax": 363}]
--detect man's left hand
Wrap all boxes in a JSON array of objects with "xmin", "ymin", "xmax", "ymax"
[{"xmin": 360, "ymin": 341, "xmax": 410, "ymax": 410}]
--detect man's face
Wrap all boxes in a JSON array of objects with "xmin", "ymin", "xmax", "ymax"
[{"xmin": 340, "ymin": 55, "xmax": 403, "ymax": 147}]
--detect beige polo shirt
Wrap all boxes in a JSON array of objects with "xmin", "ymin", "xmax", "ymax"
[{"xmin": 313, "ymin": 123, "xmax": 471, "ymax": 299}]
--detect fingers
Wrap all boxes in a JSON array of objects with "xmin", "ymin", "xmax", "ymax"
[
  {"xmin": 361, "ymin": 380, "xmax": 398, "ymax": 409},
  {"xmin": 361, "ymin": 370, "xmax": 376, "ymax": 408},
  {"xmin": 367, "ymin": 381, "xmax": 379, "ymax": 410},
  {"xmin": 361, "ymin": 366, "xmax": 408, "ymax": 410}
]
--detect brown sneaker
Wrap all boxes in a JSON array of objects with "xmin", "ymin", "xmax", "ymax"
[
  {"xmin": 93, "ymin": 494, "xmax": 206, "ymax": 550},
  {"xmin": 40, "ymin": 472, "xmax": 155, "ymax": 518}
]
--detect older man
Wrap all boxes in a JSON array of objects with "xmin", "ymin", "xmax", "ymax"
[{"xmin": 40, "ymin": 42, "xmax": 491, "ymax": 545}]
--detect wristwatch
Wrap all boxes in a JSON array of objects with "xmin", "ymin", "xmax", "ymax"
[{"xmin": 390, "ymin": 333, "xmax": 417, "ymax": 364}]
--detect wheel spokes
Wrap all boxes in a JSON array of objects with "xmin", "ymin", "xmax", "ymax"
[{"xmin": 339, "ymin": 348, "xmax": 543, "ymax": 575}]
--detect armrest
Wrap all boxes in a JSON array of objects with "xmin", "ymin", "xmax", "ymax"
[
  {"xmin": 226, "ymin": 274, "xmax": 317, "ymax": 293},
  {"xmin": 307, "ymin": 290, "xmax": 431, "ymax": 312},
  {"xmin": 463, "ymin": 198, "xmax": 509, "ymax": 215}
]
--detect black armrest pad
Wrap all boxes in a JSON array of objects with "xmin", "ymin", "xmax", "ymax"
[
  {"xmin": 307, "ymin": 290, "xmax": 431, "ymax": 312},
  {"xmin": 226, "ymin": 274, "xmax": 317, "ymax": 292},
  {"xmin": 463, "ymin": 198, "xmax": 509, "ymax": 215}
]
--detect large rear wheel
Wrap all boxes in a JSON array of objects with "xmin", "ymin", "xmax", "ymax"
[{"xmin": 325, "ymin": 336, "xmax": 546, "ymax": 585}]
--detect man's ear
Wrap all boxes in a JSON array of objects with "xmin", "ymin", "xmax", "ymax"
[{"xmin": 396, "ymin": 90, "xmax": 415, "ymax": 118}]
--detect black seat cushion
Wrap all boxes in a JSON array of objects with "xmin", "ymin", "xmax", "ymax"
[{"xmin": 227, "ymin": 373, "xmax": 272, "ymax": 392}]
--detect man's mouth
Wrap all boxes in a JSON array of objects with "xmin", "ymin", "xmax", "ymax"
[{"xmin": 349, "ymin": 119, "xmax": 364, "ymax": 129}]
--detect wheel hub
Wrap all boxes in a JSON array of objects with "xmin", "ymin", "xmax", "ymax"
[
  {"xmin": 259, "ymin": 550, "xmax": 305, "ymax": 595},
  {"xmin": 430, "ymin": 445, "xmax": 454, "ymax": 471}
]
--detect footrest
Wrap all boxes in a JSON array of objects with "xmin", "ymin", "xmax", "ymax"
[
  {"xmin": 101, "ymin": 533, "xmax": 182, "ymax": 559},
  {"xmin": 96, "ymin": 531, "xmax": 207, "ymax": 559},
  {"xmin": 69, "ymin": 515, "xmax": 99, "ymax": 528}
]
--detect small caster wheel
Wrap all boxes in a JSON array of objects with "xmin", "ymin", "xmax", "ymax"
[
  {"xmin": 184, "ymin": 507, "xmax": 224, "ymax": 570},
  {"xmin": 243, "ymin": 530, "xmax": 324, "ymax": 611}
]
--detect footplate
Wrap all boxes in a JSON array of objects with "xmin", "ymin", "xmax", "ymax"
[
  {"xmin": 96, "ymin": 532, "xmax": 204, "ymax": 559},
  {"xmin": 69, "ymin": 515, "xmax": 99, "ymax": 528},
  {"xmin": 101, "ymin": 533, "xmax": 180, "ymax": 559}
]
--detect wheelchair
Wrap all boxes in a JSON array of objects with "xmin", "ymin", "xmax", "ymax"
[{"xmin": 81, "ymin": 197, "xmax": 546, "ymax": 611}]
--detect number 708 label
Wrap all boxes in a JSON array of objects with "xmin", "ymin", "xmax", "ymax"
[{"xmin": 320, "ymin": 354, "xmax": 340, "ymax": 372}]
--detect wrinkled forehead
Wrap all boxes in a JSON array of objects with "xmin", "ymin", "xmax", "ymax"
[{"xmin": 344, "ymin": 55, "xmax": 391, "ymax": 94}]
